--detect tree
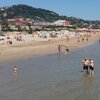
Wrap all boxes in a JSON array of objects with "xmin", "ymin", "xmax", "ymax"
[
  {"xmin": 1, "ymin": 18, "xmax": 9, "ymax": 31},
  {"xmin": 16, "ymin": 25, "xmax": 22, "ymax": 31},
  {"xmin": 27, "ymin": 23, "xmax": 33, "ymax": 34},
  {"xmin": 28, "ymin": 27, "xmax": 33, "ymax": 34}
]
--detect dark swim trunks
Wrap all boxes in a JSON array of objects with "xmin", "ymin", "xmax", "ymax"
[
  {"xmin": 85, "ymin": 65, "xmax": 88, "ymax": 70},
  {"xmin": 90, "ymin": 66, "xmax": 94, "ymax": 70},
  {"xmin": 83, "ymin": 65, "xmax": 86, "ymax": 70},
  {"xmin": 66, "ymin": 49, "xmax": 69, "ymax": 52}
]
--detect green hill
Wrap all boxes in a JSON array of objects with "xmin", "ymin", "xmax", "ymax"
[
  {"xmin": 0, "ymin": 4, "xmax": 100, "ymax": 27},
  {"xmin": 0, "ymin": 4, "xmax": 62, "ymax": 22}
]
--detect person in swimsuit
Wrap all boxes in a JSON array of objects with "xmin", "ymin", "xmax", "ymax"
[
  {"xmin": 13, "ymin": 65, "xmax": 17, "ymax": 80},
  {"xmin": 65, "ymin": 45, "xmax": 69, "ymax": 53},
  {"xmin": 81, "ymin": 58, "xmax": 89, "ymax": 73},
  {"xmin": 89, "ymin": 59, "xmax": 94, "ymax": 76}
]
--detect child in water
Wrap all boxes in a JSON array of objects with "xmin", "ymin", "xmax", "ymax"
[
  {"xmin": 13, "ymin": 65, "xmax": 17, "ymax": 80},
  {"xmin": 89, "ymin": 59, "xmax": 94, "ymax": 76}
]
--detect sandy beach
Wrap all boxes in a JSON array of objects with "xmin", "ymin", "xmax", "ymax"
[
  {"xmin": 0, "ymin": 32, "xmax": 99, "ymax": 63},
  {"xmin": 0, "ymin": 32, "xmax": 100, "ymax": 100}
]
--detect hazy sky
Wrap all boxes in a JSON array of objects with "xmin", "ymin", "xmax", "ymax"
[{"xmin": 0, "ymin": 0, "xmax": 100, "ymax": 20}]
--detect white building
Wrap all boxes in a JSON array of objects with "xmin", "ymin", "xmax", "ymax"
[{"xmin": 54, "ymin": 20, "xmax": 70, "ymax": 26}]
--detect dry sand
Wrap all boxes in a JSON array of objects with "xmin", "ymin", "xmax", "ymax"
[{"xmin": 0, "ymin": 33, "xmax": 99, "ymax": 63}]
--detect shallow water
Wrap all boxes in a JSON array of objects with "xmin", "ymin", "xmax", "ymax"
[{"xmin": 0, "ymin": 42, "xmax": 100, "ymax": 100}]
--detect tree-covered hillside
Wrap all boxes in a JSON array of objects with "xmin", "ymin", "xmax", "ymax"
[{"xmin": 0, "ymin": 4, "xmax": 100, "ymax": 26}]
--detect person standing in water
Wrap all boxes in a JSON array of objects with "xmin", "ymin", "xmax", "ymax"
[
  {"xmin": 65, "ymin": 45, "xmax": 69, "ymax": 53},
  {"xmin": 13, "ymin": 65, "xmax": 17, "ymax": 80},
  {"xmin": 81, "ymin": 59, "xmax": 85, "ymax": 72},
  {"xmin": 89, "ymin": 59, "xmax": 94, "ymax": 76},
  {"xmin": 81, "ymin": 58, "xmax": 89, "ymax": 73}
]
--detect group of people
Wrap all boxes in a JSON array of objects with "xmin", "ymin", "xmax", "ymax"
[
  {"xmin": 82, "ymin": 58, "xmax": 94, "ymax": 76},
  {"xmin": 58, "ymin": 44, "xmax": 69, "ymax": 54}
]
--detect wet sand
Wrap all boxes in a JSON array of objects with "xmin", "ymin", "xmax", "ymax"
[{"xmin": 0, "ymin": 33, "xmax": 99, "ymax": 63}]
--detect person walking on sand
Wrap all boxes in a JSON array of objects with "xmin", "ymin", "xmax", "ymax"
[
  {"xmin": 66, "ymin": 35, "xmax": 69, "ymax": 42},
  {"xmin": 82, "ymin": 37, "xmax": 84, "ymax": 42},
  {"xmin": 58, "ymin": 44, "xmax": 61, "ymax": 53},
  {"xmin": 78, "ymin": 37, "xmax": 80, "ymax": 43},
  {"xmin": 89, "ymin": 59, "xmax": 94, "ymax": 76}
]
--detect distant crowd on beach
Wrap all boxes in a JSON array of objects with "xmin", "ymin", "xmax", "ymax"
[
  {"xmin": 0, "ymin": 29, "xmax": 100, "ymax": 46},
  {"xmin": 6, "ymin": 32, "xmax": 23, "ymax": 44},
  {"xmin": 77, "ymin": 33, "xmax": 91, "ymax": 43},
  {"xmin": 57, "ymin": 33, "xmax": 94, "ymax": 54},
  {"xmin": 81, "ymin": 58, "xmax": 94, "ymax": 76}
]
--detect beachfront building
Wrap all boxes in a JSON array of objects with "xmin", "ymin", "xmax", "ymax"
[
  {"xmin": 15, "ymin": 18, "xmax": 32, "ymax": 26},
  {"xmin": 54, "ymin": 20, "xmax": 71, "ymax": 26},
  {"xmin": 7, "ymin": 18, "xmax": 33, "ymax": 26},
  {"xmin": 33, "ymin": 22, "xmax": 53, "ymax": 26}
]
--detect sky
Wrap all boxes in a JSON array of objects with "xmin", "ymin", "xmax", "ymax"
[{"xmin": 0, "ymin": 0, "xmax": 100, "ymax": 20}]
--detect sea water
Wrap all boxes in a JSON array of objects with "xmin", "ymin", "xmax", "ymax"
[{"xmin": 0, "ymin": 42, "xmax": 100, "ymax": 100}]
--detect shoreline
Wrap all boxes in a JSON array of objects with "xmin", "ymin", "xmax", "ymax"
[{"xmin": 0, "ymin": 33, "xmax": 99, "ymax": 63}]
